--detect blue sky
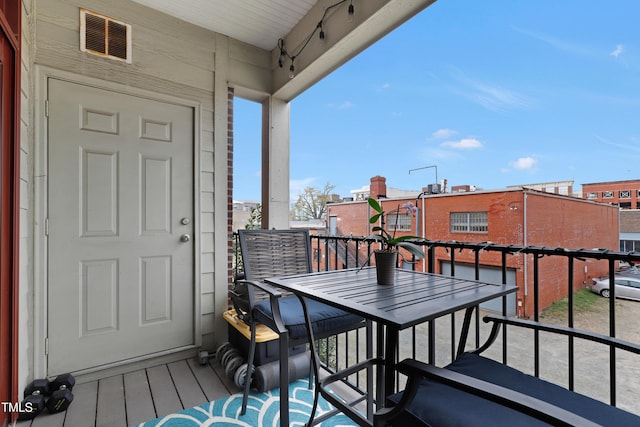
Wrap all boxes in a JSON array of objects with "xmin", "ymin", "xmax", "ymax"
[{"xmin": 233, "ymin": 0, "xmax": 640, "ymax": 201}]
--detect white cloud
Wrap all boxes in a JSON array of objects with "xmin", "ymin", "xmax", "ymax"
[
  {"xmin": 610, "ymin": 44, "xmax": 624, "ymax": 58},
  {"xmin": 595, "ymin": 134, "xmax": 640, "ymax": 152},
  {"xmin": 440, "ymin": 138, "xmax": 483, "ymax": 149},
  {"xmin": 378, "ymin": 83, "xmax": 392, "ymax": 91},
  {"xmin": 509, "ymin": 157, "xmax": 538, "ymax": 170},
  {"xmin": 469, "ymin": 81, "xmax": 531, "ymax": 112},
  {"xmin": 328, "ymin": 101, "xmax": 355, "ymax": 109},
  {"xmin": 450, "ymin": 68, "xmax": 533, "ymax": 112},
  {"xmin": 432, "ymin": 128, "xmax": 458, "ymax": 139},
  {"xmin": 511, "ymin": 26, "xmax": 595, "ymax": 58},
  {"xmin": 513, "ymin": 26, "xmax": 626, "ymax": 62}
]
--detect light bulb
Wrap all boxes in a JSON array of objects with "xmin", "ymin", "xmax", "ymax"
[
  {"xmin": 289, "ymin": 63, "xmax": 295, "ymax": 79},
  {"xmin": 347, "ymin": 3, "xmax": 354, "ymax": 23}
]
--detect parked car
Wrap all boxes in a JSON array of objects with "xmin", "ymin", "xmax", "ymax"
[{"xmin": 591, "ymin": 275, "xmax": 640, "ymax": 300}]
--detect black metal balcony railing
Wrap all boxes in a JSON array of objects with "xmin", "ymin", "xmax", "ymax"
[{"xmin": 231, "ymin": 232, "xmax": 640, "ymax": 413}]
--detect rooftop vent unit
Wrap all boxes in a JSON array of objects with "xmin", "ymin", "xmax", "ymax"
[{"xmin": 426, "ymin": 183, "xmax": 441, "ymax": 194}]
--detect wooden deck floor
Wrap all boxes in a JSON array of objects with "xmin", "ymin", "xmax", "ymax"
[{"xmin": 16, "ymin": 357, "xmax": 236, "ymax": 427}]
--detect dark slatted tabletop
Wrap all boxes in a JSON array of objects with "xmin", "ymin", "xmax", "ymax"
[{"xmin": 265, "ymin": 267, "xmax": 518, "ymax": 330}]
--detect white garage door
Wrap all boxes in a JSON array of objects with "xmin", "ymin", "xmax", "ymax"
[{"xmin": 440, "ymin": 262, "xmax": 517, "ymax": 315}]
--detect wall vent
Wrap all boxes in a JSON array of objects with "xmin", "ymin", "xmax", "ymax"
[{"xmin": 80, "ymin": 9, "xmax": 132, "ymax": 63}]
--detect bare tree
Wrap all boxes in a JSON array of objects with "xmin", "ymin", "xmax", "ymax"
[
  {"xmin": 292, "ymin": 183, "xmax": 341, "ymax": 220},
  {"xmin": 245, "ymin": 203, "xmax": 262, "ymax": 229}
]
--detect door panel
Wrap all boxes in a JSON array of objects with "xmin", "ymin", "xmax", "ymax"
[
  {"xmin": 82, "ymin": 149, "xmax": 118, "ymax": 236},
  {"xmin": 81, "ymin": 259, "xmax": 118, "ymax": 334},
  {"xmin": 47, "ymin": 79, "xmax": 195, "ymax": 374}
]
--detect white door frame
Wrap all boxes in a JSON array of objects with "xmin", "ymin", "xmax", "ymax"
[{"xmin": 33, "ymin": 66, "xmax": 202, "ymax": 377}]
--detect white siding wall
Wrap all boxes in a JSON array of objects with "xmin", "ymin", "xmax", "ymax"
[
  {"xmin": 20, "ymin": 0, "xmax": 272, "ymax": 380},
  {"xmin": 19, "ymin": 0, "xmax": 34, "ymax": 393}
]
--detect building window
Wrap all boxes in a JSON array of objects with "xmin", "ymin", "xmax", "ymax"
[
  {"xmin": 619, "ymin": 202, "xmax": 632, "ymax": 209},
  {"xmin": 450, "ymin": 212, "xmax": 488, "ymax": 233},
  {"xmin": 387, "ymin": 214, "xmax": 412, "ymax": 231},
  {"xmin": 602, "ymin": 191, "xmax": 614, "ymax": 199},
  {"xmin": 620, "ymin": 240, "xmax": 640, "ymax": 252},
  {"xmin": 620, "ymin": 190, "xmax": 631, "ymax": 199},
  {"xmin": 586, "ymin": 192, "xmax": 598, "ymax": 199}
]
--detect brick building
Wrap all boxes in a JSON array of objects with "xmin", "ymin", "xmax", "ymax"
[
  {"xmin": 582, "ymin": 179, "xmax": 640, "ymax": 209},
  {"xmin": 327, "ymin": 177, "xmax": 619, "ymax": 318},
  {"xmin": 582, "ymin": 179, "xmax": 640, "ymax": 253}
]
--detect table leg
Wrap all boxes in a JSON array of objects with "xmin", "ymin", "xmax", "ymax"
[
  {"xmin": 365, "ymin": 320, "xmax": 374, "ymax": 419},
  {"xmin": 297, "ymin": 296, "xmax": 322, "ymax": 427},
  {"xmin": 278, "ymin": 328, "xmax": 290, "ymax": 427},
  {"xmin": 376, "ymin": 322, "xmax": 385, "ymax": 406},
  {"xmin": 428, "ymin": 320, "xmax": 435, "ymax": 364},
  {"xmin": 384, "ymin": 327, "xmax": 399, "ymax": 399},
  {"xmin": 457, "ymin": 306, "xmax": 476, "ymax": 358}
]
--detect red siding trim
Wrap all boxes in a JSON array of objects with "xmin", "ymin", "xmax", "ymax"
[{"xmin": 0, "ymin": 1, "xmax": 20, "ymax": 424}]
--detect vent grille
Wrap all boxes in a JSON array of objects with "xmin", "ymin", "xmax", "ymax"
[
  {"xmin": 85, "ymin": 13, "xmax": 106, "ymax": 54},
  {"xmin": 108, "ymin": 20, "xmax": 128, "ymax": 60},
  {"xmin": 80, "ymin": 9, "xmax": 131, "ymax": 63}
]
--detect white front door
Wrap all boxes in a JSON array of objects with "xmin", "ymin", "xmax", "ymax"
[{"xmin": 47, "ymin": 78, "xmax": 195, "ymax": 374}]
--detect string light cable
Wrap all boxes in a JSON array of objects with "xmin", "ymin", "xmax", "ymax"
[{"xmin": 278, "ymin": 0, "xmax": 355, "ymax": 78}]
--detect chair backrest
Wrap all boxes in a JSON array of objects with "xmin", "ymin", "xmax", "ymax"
[{"xmin": 238, "ymin": 229, "xmax": 313, "ymax": 282}]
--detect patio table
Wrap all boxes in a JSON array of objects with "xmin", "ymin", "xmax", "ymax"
[{"xmin": 265, "ymin": 267, "xmax": 518, "ymax": 425}]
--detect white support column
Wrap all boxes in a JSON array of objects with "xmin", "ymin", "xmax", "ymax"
[{"xmin": 262, "ymin": 97, "xmax": 290, "ymax": 229}]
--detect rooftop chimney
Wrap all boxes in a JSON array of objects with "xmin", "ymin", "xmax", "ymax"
[{"xmin": 370, "ymin": 176, "xmax": 387, "ymax": 199}]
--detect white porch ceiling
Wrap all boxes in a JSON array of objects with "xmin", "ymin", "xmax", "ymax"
[
  {"xmin": 131, "ymin": 0, "xmax": 318, "ymax": 50},
  {"xmin": 130, "ymin": 0, "xmax": 437, "ymax": 100}
]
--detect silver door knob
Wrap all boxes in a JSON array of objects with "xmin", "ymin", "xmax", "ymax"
[
  {"xmin": 181, "ymin": 218, "xmax": 191, "ymax": 225},
  {"xmin": 180, "ymin": 234, "xmax": 191, "ymax": 242}
]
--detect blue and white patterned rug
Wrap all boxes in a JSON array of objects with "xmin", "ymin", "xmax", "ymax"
[{"xmin": 136, "ymin": 379, "xmax": 358, "ymax": 426}]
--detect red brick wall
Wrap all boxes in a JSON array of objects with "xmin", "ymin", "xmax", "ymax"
[
  {"xmin": 421, "ymin": 192, "xmax": 525, "ymax": 295},
  {"xmin": 583, "ymin": 179, "xmax": 640, "ymax": 208},
  {"xmin": 327, "ymin": 199, "xmax": 423, "ymax": 268},
  {"xmin": 327, "ymin": 200, "xmax": 370, "ymax": 238},
  {"xmin": 228, "ymin": 88, "xmax": 234, "ymax": 235},
  {"xmin": 523, "ymin": 193, "xmax": 618, "ymax": 314},
  {"xmin": 329, "ymin": 189, "xmax": 619, "ymax": 317},
  {"xmin": 423, "ymin": 191, "xmax": 524, "ymax": 245},
  {"xmin": 227, "ymin": 87, "xmax": 234, "ymax": 294}
]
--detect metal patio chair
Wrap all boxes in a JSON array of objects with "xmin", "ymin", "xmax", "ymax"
[
  {"xmin": 374, "ymin": 315, "xmax": 640, "ymax": 427},
  {"xmin": 230, "ymin": 229, "xmax": 368, "ymax": 426}
]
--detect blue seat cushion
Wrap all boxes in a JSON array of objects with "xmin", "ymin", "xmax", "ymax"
[
  {"xmin": 387, "ymin": 352, "xmax": 640, "ymax": 427},
  {"xmin": 253, "ymin": 296, "xmax": 363, "ymax": 341}
]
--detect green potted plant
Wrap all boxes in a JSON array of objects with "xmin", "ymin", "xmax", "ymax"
[{"xmin": 367, "ymin": 197, "xmax": 425, "ymax": 284}]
